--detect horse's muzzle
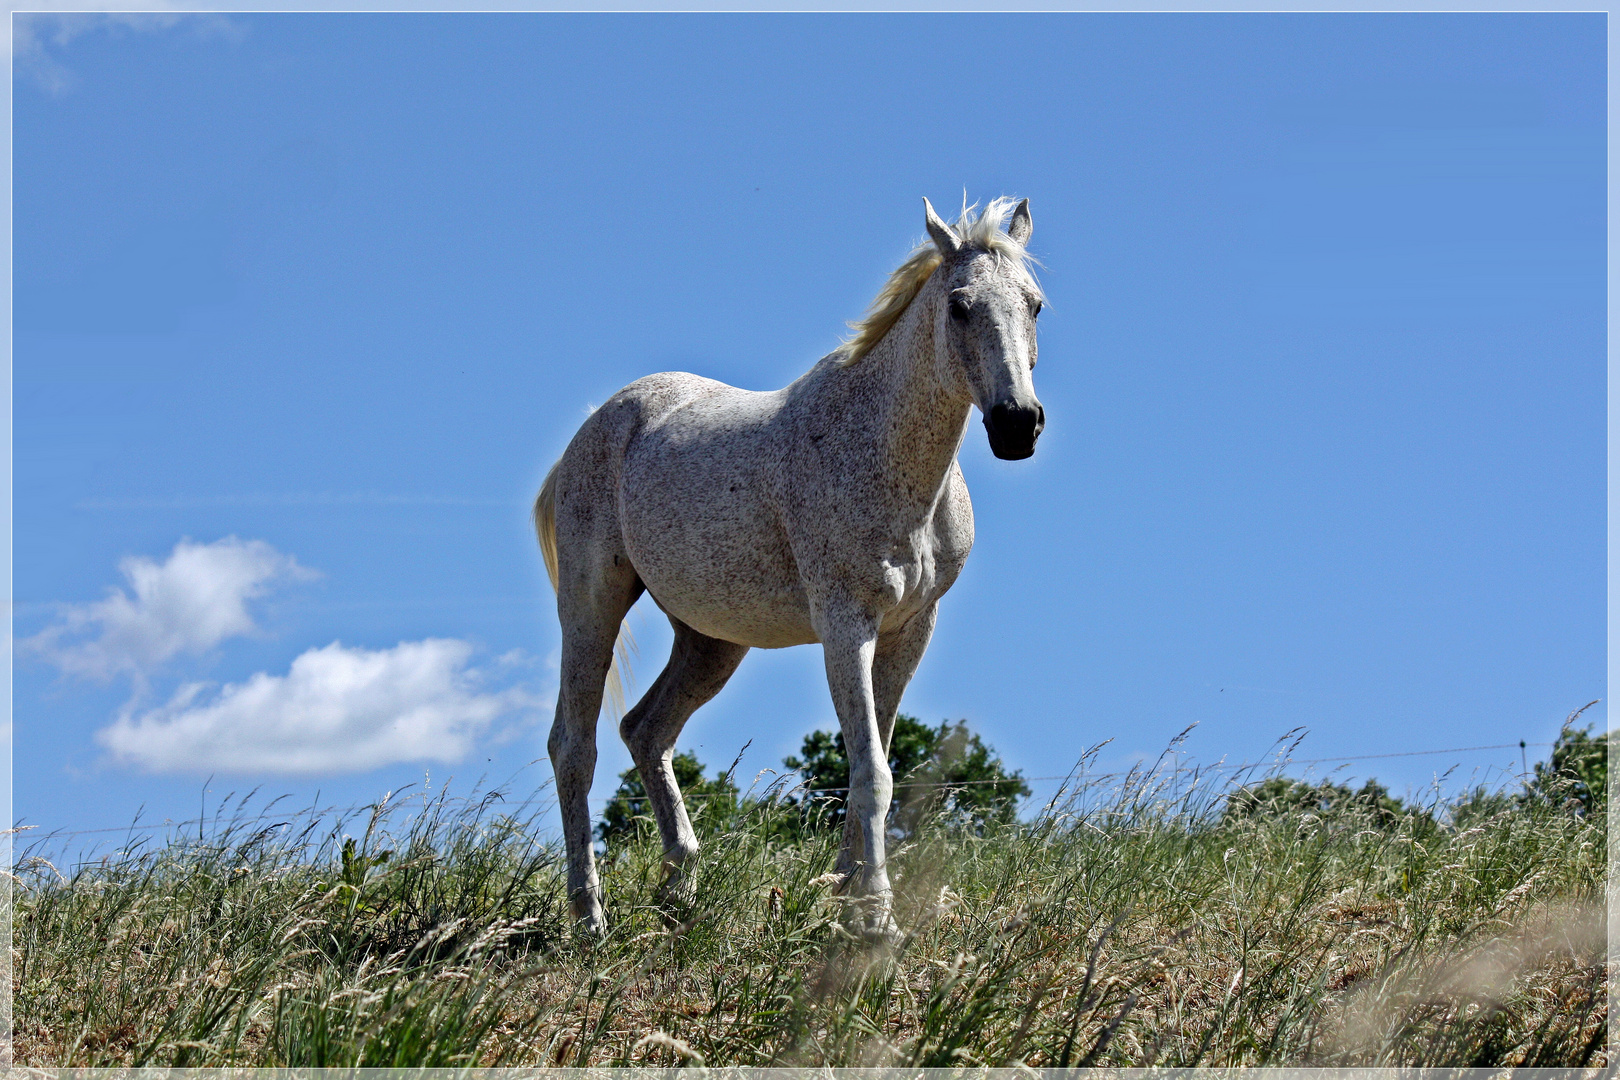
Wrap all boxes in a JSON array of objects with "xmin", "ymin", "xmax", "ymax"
[{"xmin": 985, "ymin": 401, "xmax": 1045, "ymax": 460}]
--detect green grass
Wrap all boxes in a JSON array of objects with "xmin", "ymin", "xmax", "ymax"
[{"xmin": 13, "ymin": 754, "xmax": 1608, "ymax": 1067}]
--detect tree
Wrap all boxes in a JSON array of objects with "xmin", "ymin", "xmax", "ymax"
[
  {"xmin": 781, "ymin": 714, "xmax": 1030, "ymax": 837},
  {"xmin": 1526, "ymin": 722, "xmax": 1608, "ymax": 818},
  {"xmin": 595, "ymin": 750, "xmax": 740, "ymax": 851}
]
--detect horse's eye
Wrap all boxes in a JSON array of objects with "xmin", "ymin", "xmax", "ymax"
[
  {"xmin": 1032, "ymin": 301, "xmax": 1043, "ymax": 318},
  {"xmin": 948, "ymin": 297, "xmax": 971, "ymax": 323}
]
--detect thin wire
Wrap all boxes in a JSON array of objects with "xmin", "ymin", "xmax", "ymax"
[
  {"xmin": 16, "ymin": 739, "xmax": 1557, "ymax": 841},
  {"xmin": 1285, "ymin": 742, "xmax": 1548, "ymax": 767}
]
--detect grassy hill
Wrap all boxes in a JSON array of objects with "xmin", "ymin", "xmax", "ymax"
[{"xmin": 13, "ymin": 741, "xmax": 1607, "ymax": 1067}]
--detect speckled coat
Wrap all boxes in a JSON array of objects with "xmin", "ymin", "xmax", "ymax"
[{"xmin": 537, "ymin": 199, "xmax": 1045, "ymax": 937}]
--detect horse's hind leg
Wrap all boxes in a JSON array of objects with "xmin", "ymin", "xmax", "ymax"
[
  {"xmin": 550, "ymin": 553, "xmax": 642, "ymax": 935},
  {"xmin": 619, "ymin": 617, "xmax": 749, "ymax": 903}
]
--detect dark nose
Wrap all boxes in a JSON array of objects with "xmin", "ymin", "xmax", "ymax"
[{"xmin": 985, "ymin": 401, "xmax": 1044, "ymax": 460}]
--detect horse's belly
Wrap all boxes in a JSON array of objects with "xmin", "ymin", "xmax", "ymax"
[
  {"xmin": 651, "ymin": 580, "xmax": 818, "ymax": 649},
  {"xmin": 629, "ymin": 530, "xmax": 818, "ymax": 648},
  {"xmin": 620, "ymin": 463, "xmax": 816, "ymax": 649}
]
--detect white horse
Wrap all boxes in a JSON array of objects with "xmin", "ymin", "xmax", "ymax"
[{"xmin": 534, "ymin": 196, "xmax": 1045, "ymax": 937}]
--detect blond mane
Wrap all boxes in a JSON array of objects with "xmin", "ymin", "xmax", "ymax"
[{"xmin": 836, "ymin": 196, "xmax": 1042, "ymax": 366}]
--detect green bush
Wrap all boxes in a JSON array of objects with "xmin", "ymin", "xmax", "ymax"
[
  {"xmin": 596, "ymin": 749, "xmax": 741, "ymax": 851},
  {"xmin": 1223, "ymin": 775, "xmax": 1426, "ymax": 831},
  {"xmin": 1526, "ymin": 720, "xmax": 1607, "ymax": 818},
  {"xmin": 780, "ymin": 714, "xmax": 1031, "ymax": 837}
]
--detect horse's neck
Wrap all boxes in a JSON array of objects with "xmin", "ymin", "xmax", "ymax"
[{"xmin": 839, "ymin": 292, "xmax": 971, "ymax": 504}]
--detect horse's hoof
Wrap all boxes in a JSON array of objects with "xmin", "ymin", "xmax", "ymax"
[
  {"xmin": 843, "ymin": 893, "xmax": 902, "ymax": 947},
  {"xmin": 657, "ymin": 866, "xmax": 698, "ymax": 908},
  {"xmin": 860, "ymin": 913, "xmax": 903, "ymax": 947},
  {"xmin": 572, "ymin": 907, "xmax": 608, "ymax": 940}
]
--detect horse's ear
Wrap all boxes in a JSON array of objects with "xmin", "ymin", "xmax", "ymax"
[
  {"xmin": 923, "ymin": 197, "xmax": 961, "ymax": 258},
  {"xmin": 1007, "ymin": 199, "xmax": 1032, "ymax": 246}
]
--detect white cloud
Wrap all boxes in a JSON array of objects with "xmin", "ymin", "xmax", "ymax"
[
  {"xmin": 97, "ymin": 638, "xmax": 544, "ymax": 775},
  {"xmin": 26, "ymin": 537, "xmax": 315, "ymax": 682},
  {"xmin": 14, "ymin": 11, "xmax": 245, "ymax": 95}
]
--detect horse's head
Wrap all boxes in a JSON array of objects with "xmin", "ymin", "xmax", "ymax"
[{"xmin": 924, "ymin": 197, "xmax": 1045, "ymax": 461}]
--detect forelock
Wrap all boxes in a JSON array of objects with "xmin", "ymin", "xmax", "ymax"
[
  {"xmin": 953, "ymin": 196, "xmax": 1044, "ymax": 297},
  {"xmin": 837, "ymin": 196, "xmax": 1043, "ymax": 366}
]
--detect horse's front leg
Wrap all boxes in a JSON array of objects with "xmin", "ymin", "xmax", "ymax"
[
  {"xmin": 837, "ymin": 602, "xmax": 938, "ymax": 882},
  {"xmin": 819, "ymin": 606, "xmax": 900, "ymax": 942}
]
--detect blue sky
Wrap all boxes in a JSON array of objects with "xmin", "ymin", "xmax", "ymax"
[{"xmin": 12, "ymin": 13, "xmax": 1604, "ymax": 853}]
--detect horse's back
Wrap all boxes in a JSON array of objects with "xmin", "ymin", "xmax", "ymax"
[
  {"xmin": 554, "ymin": 371, "xmax": 759, "ymax": 483},
  {"xmin": 561, "ymin": 371, "xmax": 815, "ymax": 648}
]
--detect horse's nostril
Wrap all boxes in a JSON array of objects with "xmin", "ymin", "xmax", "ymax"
[{"xmin": 988, "ymin": 402, "xmax": 1040, "ymax": 439}]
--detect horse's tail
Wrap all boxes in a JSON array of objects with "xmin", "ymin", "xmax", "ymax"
[
  {"xmin": 533, "ymin": 460, "xmax": 635, "ymax": 717},
  {"xmin": 533, "ymin": 460, "xmax": 564, "ymax": 591}
]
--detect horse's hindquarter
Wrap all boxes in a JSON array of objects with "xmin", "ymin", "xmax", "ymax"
[{"xmin": 617, "ymin": 376, "xmax": 818, "ymax": 649}]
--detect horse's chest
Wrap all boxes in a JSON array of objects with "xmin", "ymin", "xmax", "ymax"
[
  {"xmin": 839, "ymin": 470, "xmax": 971, "ymax": 628},
  {"xmin": 875, "ymin": 547, "xmax": 938, "ymax": 629},
  {"xmin": 875, "ymin": 520, "xmax": 970, "ymax": 630}
]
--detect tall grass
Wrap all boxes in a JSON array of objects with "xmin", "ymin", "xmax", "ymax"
[{"xmin": 13, "ymin": 753, "xmax": 1607, "ymax": 1067}]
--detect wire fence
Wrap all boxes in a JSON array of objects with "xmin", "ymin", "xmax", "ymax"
[{"xmin": 12, "ymin": 737, "xmax": 1560, "ymax": 850}]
